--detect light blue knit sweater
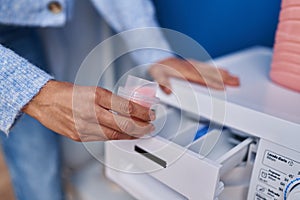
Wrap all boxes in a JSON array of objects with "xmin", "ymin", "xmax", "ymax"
[
  {"xmin": 0, "ymin": 45, "xmax": 53, "ymax": 133},
  {"xmin": 0, "ymin": 0, "xmax": 172, "ymax": 134}
]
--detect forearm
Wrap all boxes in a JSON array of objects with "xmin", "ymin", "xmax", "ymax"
[{"xmin": 0, "ymin": 44, "xmax": 53, "ymax": 134}]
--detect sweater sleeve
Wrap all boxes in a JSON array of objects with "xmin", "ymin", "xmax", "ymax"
[
  {"xmin": 90, "ymin": 0, "xmax": 174, "ymax": 65},
  {"xmin": 0, "ymin": 44, "xmax": 53, "ymax": 134}
]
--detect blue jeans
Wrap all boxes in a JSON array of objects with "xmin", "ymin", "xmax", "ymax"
[{"xmin": 0, "ymin": 26, "xmax": 64, "ymax": 200}]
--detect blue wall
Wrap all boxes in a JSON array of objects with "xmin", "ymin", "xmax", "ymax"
[{"xmin": 153, "ymin": 0, "xmax": 281, "ymax": 58}]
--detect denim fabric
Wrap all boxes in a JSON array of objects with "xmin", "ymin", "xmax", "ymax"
[
  {"xmin": 0, "ymin": 116, "xmax": 63, "ymax": 200},
  {"xmin": 0, "ymin": 0, "xmax": 69, "ymax": 27},
  {"xmin": 0, "ymin": 0, "xmax": 172, "ymax": 64},
  {"xmin": 0, "ymin": 26, "xmax": 63, "ymax": 200}
]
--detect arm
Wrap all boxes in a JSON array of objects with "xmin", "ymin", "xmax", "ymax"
[
  {"xmin": 91, "ymin": 0, "xmax": 239, "ymax": 93},
  {"xmin": 0, "ymin": 44, "xmax": 53, "ymax": 134},
  {"xmin": 90, "ymin": 0, "xmax": 173, "ymax": 65},
  {"xmin": 0, "ymin": 44, "xmax": 154, "ymax": 140}
]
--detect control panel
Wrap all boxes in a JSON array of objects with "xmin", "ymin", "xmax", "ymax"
[{"xmin": 248, "ymin": 139, "xmax": 300, "ymax": 200}]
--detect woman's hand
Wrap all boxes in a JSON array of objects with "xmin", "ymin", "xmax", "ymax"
[
  {"xmin": 149, "ymin": 57, "xmax": 240, "ymax": 94},
  {"xmin": 22, "ymin": 80, "xmax": 155, "ymax": 142}
]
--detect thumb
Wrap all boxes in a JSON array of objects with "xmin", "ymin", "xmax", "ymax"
[
  {"xmin": 160, "ymin": 84, "xmax": 172, "ymax": 94},
  {"xmin": 148, "ymin": 65, "xmax": 172, "ymax": 94},
  {"xmin": 156, "ymin": 75, "xmax": 172, "ymax": 94}
]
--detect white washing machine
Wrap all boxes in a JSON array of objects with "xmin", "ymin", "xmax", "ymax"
[{"xmin": 104, "ymin": 47, "xmax": 300, "ymax": 200}]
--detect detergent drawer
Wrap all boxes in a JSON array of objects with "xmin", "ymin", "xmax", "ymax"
[{"xmin": 105, "ymin": 107, "xmax": 254, "ymax": 200}]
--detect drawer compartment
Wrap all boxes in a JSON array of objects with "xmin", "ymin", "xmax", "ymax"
[{"xmin": 105, "ymin": 108, "xmax": 254, "ymax": 200}]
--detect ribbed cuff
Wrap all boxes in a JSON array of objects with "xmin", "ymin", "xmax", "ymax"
[{"xmin": 0, "ymin": 45, "xmax": 53, "ymax": 134}]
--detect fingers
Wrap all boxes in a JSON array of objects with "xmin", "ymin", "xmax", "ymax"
[
  {"xmin": 150, "ymin": 58, "xmax": 240, "ymax": 92},
  {"xmin": 95, "ymin": 106, "xmax": 155, "ymax": 137},
  {"xmin": 203, "ymin": 79, "xmax": 225, "ymax": 90},
  {"xmin": 78, "ymin": 124, "xmax": 137, "ymax": 142},
  {"xmin": 75, "ymin": 87, "xmax": 155, "ymax": 141},
  {"xmin": 172, "ymin": 61, "xmax": 225, "ymax": 90},
  {"xmin": 210, "ymin": 68, "xmax": 240, "ymax": 87},
  {"xmin": 222, "ymin": 72, "xmax": 240, "ymax": 86},
  {"xmin": 95, "ymin": 88, "xmax": 155, "ymax": 121},
  {"xmin": 188, "ymin": 60, "xmax": 240, "ymax": 88}
]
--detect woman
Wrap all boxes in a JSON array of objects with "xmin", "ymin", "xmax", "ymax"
[{"xmin": 0, "ymin": 0, "xmax": 239, "ymax": 199}]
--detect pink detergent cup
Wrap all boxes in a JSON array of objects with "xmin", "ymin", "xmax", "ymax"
[
  {"xmin": 135, "ymin": 86, "xmax": 157, "ymax": 98},
  {"xmin": 129, "ymin": 86, "xmax": 159, "ymax": 108},
  {"xmin": 117, "ymin": 76, "xmax": 160, "ymax": 108},
  {"xmin": 271, "ymin": 0, "xmax": 300, "ymax": 92}
]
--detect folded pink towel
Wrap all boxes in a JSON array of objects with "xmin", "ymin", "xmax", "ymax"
[{"xmin": 271, "ymin": 0, "xmax": 300, "ymax": 92}]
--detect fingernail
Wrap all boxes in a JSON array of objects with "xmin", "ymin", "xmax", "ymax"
[
  {"xmin": 150, "ymin": 110, "xmax": 156, "ymax": 121},
  {"xmin": 164, "ymin": 87, "xmax": 172, "ymax": 94}
]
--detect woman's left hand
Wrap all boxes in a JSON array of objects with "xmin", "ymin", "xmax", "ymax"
[{"xmin": 148, "ymin": 57, "xmax": 240, "ymax": 94}]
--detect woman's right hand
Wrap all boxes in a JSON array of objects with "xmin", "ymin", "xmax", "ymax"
[{"xmin": 22, "ymin": 80, "xmax": 155, "ymax": 142}]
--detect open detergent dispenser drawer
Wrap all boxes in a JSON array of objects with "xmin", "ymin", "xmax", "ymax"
[{"xmin": 105, "ymin": 106, "xmax": 255, "ymax": 200}]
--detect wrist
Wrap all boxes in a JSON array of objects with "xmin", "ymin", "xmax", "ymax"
[{"xmin": 22, "ymin": 80, "xmax": 68, "ymax": 119}]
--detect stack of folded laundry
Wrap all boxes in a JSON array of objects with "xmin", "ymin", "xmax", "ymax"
[{"xmin": 271, "ymin": 0, "xmax": 300, "ymax": 92}]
